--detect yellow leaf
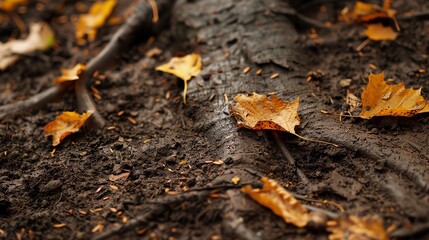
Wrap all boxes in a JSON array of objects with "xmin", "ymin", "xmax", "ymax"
[
  {"xmin": 231, "ymin": 176, "xmax": 240, "ymax": 185},
  {"xmin": 54, "ymin": 64, "xmax": 86, "ymax": 83},
  {"xmin": 241, "ymin": 177, "xmax": 310, "ymax": 228},
  {"xmin": 360, "ymin": 72, "xmax": 429, "ymax": 119},
  {"xmin": 156, "ymin": 53, "xmax": 202, "ymax": 104},
  {"xmin": 328, "ymin": 215, "xmax": 388, "ymax": 240},
  {"xmin": 229, "ymin": 92, "xmax": 300, "ymax": 133},
  {"xmin": 364, "ymin": 23, "xmax": 398, "ymax": 41},
  {"xmin": 0, "ymin": 0, "xmax": 27, "ymax": 11},
  {"xmin": 0, "ymin": 22, "xmax": 55, "ymax": 70},
  {"xmin": 44, "ymin": 111, "xmax": 93, "ymax": 146},
  {"xmin": 75, "ymin": 0, "xmax": 116, "ymax": 44}
]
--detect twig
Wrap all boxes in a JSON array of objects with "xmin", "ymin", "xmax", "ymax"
[
  {"xmin": 398, "ymin": 11, "xmax": 429, "ymax": 22},
  {"xmin": 390, "ymin": 222, "xmax": 429, "ymax": 239},
  {"xmin": 270, "ymin": 131, "xmax": 310, "ymax": 185}
]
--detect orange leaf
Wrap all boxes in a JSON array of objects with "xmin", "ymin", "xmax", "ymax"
[
  {"xmin": 75, "ymin": 0, "xmax": 116, "ymax": 44},
  {"xmin": 364, "ymin": 23, "xmax": 398, "ymax": 41},
  {"xmin": 352, "ymin": 1, "xmax": 396, "ymax": 23},
  {"xmin": 156, "ymin": 53, "xmax": 202, "ymax": 104},
  {"xmin": 229, "ymin": 92, "xmax": 300, "ymax": 133},
  {"xmin": 328, "ymin": 215, "xmax": 388, "ymax": 240},
  {"xmin": 241, "ymin": 177, "xmax": 310, "ymax": 228},
  {"xmin": 54, "ymin": 64, "xmax": 86, "ymax": 83},
  {"xmin": 360, "ymin": 72, "xmax": 429, "ymax": 119},
  {"xmin": 44, "ymin": 111, "xmax": 93, "ymax": 146},
  {"xmin": 0, "ymin": 0, "xmax": 27, "ymax": 11}
]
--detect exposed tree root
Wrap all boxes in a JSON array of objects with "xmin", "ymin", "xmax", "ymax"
[{"xmin": 0, "ymin": 0, "xmax": 174, "ymax": 127}]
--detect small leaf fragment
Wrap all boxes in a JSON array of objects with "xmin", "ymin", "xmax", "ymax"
[
  {"xmin": 156, "ymin": 53, "xmax": 202, "ymax": 104},
  {"xmin": 241, "ymin": 177, "xmax": 310, "ymax": 227},
  {"xmin": 75, "ymin": 0, "xmax": 116, "ymax": 44},
  {"xmin": 328, "ymin": 215, "xmax": 388, "ymax": 240},
  {"xmin": 231, "ymin": 176, "xmax": 240, "ymax": 184},
  {"xmin": 44, "ymin": 111, "xmax": 93, "ymax": 146},
  {"xmin": 364, "ymin": 23, "xmax": 398, "ymax": 41},
  {"xmin": 229, "ymin": 92, "xmax": 300, "ymax": 134},
  {"xmin": 360, "ymin": 72, "xmax": 429, "ymax": 119},
  {"xmin": 0, "ymin": 22, "xmax": 55, "ymax": 70},
  {"xmin": 54, "ymin": 64, "xmax": 86, "ymax": 83}
]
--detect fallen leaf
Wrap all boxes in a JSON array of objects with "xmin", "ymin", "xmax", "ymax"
[
  {"xmin": 346, "ymin": 90, "xmax": 361, "ymax": 113},
  {"xmin": 75, "ymin": 0, "xmax": 116, "ymax": 44},
  {"xmin": 229, "ymin": 92, "xmax": 300, "ymax": 134},
  {"xmin": 360, "ymin": 72, "xmax": 429, "ymax": 119},
  {"xmin": 44, "ymin": 111, "xmax": 93, "ymax": 146},
  {"xmin": 156, "ymin": 53, "xmax": 202, "ymax": 104},
  {"xmin": 0, "ymin": 22, "xmax": 55, "ymax": 70},
  {"xmin": 328, "ymin": 215, "xmax": 388, "ymax": 240},
  {"xmin": 364, "ymin": 23, "xmax": 398, "ymax": 41},
  {"xmin": 53, "ymin": 223, "xmax": 67, "ymax": 228},
  {"xmin": 54, "ymin": 64, "xmax": 86, "ymax": 83},
  {"xmin": 0, "ymin": 0, "xmax": 27, "ymax": 11},
  {"xmin": 241, "ymin": 177, "xmax": 310, "ymax": 227},
  {"xmin": 231, "ymin": 176, "xmax": 240, "ymax": 184}
]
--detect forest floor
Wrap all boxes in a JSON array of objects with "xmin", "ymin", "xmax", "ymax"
[{"xmin": 1, "ymin": 0, "xmax": 429, "ymax": 239}]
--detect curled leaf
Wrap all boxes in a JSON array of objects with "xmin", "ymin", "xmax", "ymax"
[
  {"xmin": 229, "ymin": 92, "xmax": 300, "ymax": 134},
  {"xmin": 364, "ymin": 23, "xmax": 398, "ymax": 41},
  {"xmin": 156, "ymin": 53, "xmax": 202, "ymax": 104},
  {"xmin": 44, "ymin": 111, "xmax": 93, "ymax": 146},
  {"xmin": 54, "ymin": 64, "xmax": 86, "ymax": 83},
  {"xmin": 360, "ymin": 72, "xmax": 429, "ymax": 119},
  {"xmin": 241, "ymin": 177, "xmax": 310, "ymax": 227},
  {"xmin": 328, "ymin": 215, "xmax": 388, "ymax": 240},
  {"xmin": 76, "ymin": 0, "xmax": 116, "ymax": 44},
  {"xmin": 0, "ymin": 22, "xmax": 55, "ymax": 70}
]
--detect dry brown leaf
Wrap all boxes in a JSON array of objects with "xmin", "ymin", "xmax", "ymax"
[
  {"xmin": 44, "ymin": 111, "xmax": 93, "ymax": 146},
  {"xmin": 360, "ymin": 72, "xmax": 429, "ymax": 119},
  {"xmin": 156, "ymin": 53, "xmax": 202, "ymax": 104},
  {"xmin": 75, "ymin": 0, "xmax": 116, "ymax": 44},
  {"xmin": 346, "ymin": 90, "xmax": 361, "ymax": 113},
  {"xmin": 328, "ymin": 215, "xmax": 388, "ymax": 240},
  {"xmin": 54, "ymin": 64, "xmax": 86, "ymax": 83},
  {"xmin": 0, "ymin": 22, "xmax": 55, "ymax": 70},
  {"xmin": 241, "ymin": 177, "xmax": 310, "ymax": 227},
  {"xmin": 0, "ymin": 0, "xmax": 27, "ymax": 11},
  {"xmin": 229, "ymin": 92, "xmax": 300, "ymax": 133},
  {"xmin": 364, "ymin": 23, "xmax": 398, "ymax": 41}
]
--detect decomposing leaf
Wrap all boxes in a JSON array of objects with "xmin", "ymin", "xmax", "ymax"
[
  {"xmin": 360, "ymin": 72, "xmax": 429, "ymax": 119},
  {"xmin": 229, "ymin": 92, "xmax": 300, "ymax": 133},
  {"xmin": 54, "ymin": 64, "xmax": 86, "ymax": 83},
  {"xmin": 0, "ymin": 0, "xmax": 27, "ymax": 11},
  {"xmin": 156, "ymin": 53, "xmax": 202, "ymax": 104},
  {"xmin": 0, "ymin": 22, "xmax": 55, "ymax": 70},
  {"xmin": 364, "ymin": 23, "xmax": 398, "ymax": 41},
  {"xmin": 241, "ymin": 177, "xmax": 310, "ymax": 227},
  {"xmin": 346, "ymin": 90, "xmax": 361, "ymax": 113},
  {"xmin": 44, "ymin": 111, "xmax": 93, "ymax": 146},
  {"xmin": 328, "ymin": 215, "xmax": 388, "ymax": 240},
  {"xmin": 75, "ymin": 0, "xmax": 116, "ymax": 44}
]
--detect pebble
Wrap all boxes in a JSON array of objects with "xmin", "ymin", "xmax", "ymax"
[{"xmin": 40, "ymin": 180, "xmax": 62, "ymax": 193}]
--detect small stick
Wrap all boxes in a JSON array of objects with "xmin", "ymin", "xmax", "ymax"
[{"xmin": 271, "ymin": 131, "xmax": 310, "ymax": 185}]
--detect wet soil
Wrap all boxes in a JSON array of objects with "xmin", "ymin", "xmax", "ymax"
[{"xmin": 1, "ymin": 0, "xmax": 429, "ymax": 239}]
